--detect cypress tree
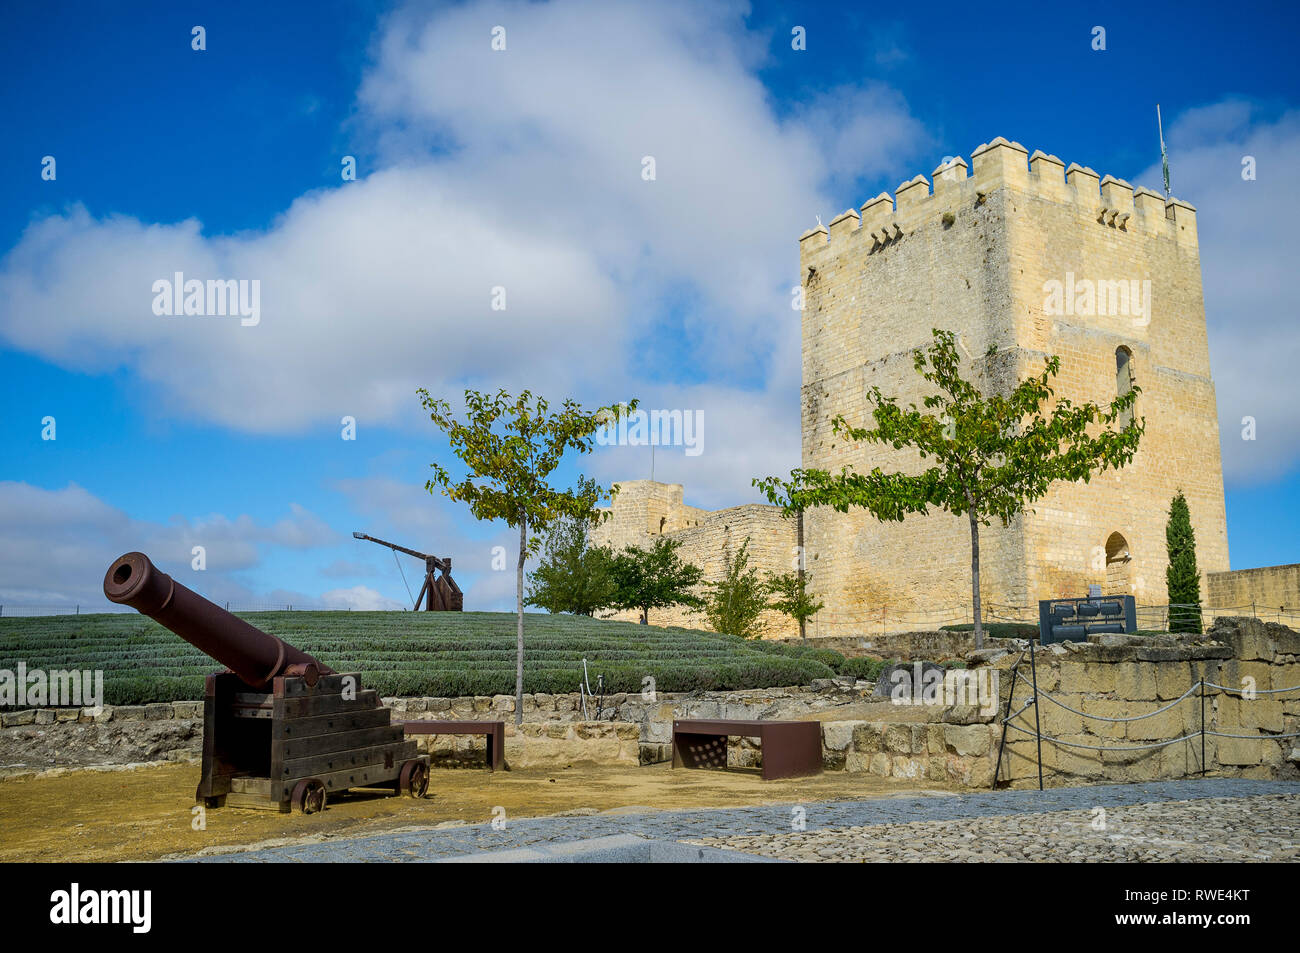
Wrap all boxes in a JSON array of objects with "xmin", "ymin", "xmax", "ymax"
[{"xmin": 1165, "ymin": 490, "xmax": 1202, "ymax": 633}]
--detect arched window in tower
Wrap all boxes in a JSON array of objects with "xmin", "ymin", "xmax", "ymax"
[
  {"xmin": 1116, "ymin": 346, "xmax": 1135, "ymax": 427},
  {"xmin": 1104, "ymin": 531, "xmax": 1132, "ymax": 594}
]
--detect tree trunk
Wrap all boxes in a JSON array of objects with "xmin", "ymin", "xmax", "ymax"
[
  {"xmin": 968, "ymin": 510, "xmax": 984, "ymax": 650},
  {"xmin": 516, "ymin": 519, "xmax": 526, "ymax": 726},
  {"xmin": 797, "ymin": 508, "xmax": 807, "ymax": 643}
]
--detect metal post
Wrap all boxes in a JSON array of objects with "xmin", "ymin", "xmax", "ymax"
[
  {"xmin": 1028, "ymin": 640, "xmax": 1044, "ymax": 791},
  {"xmin": 1200, "ymin": 671, "xmax": 1207, "ymax": 776},
  {"xmin": 992, "ymin": 655, "xmax": 1023, "ymax": 790}
]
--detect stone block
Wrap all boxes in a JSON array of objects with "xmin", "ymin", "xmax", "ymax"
[
  {"xmin": 1124, "ymin": 705, "xmax": 1185, "ymax": 741},
  {"xmin": 852, "ymin": 722, "xmax": 883, "ymax": 751},
  {"xmin": 821, "ymin": 720, "xmax": 855, "ymax": 753},
  {"xmin": 891, "ymin": 756, "xmax": 927, "ymax": 780},
  {"xmin": 944, "ymin": 723, "xmax": 991, "ymax": 757},
  {"xmin": 926, "ymin": 723, "xmax": 946, "ymax": 755},
  {"xmin": 910, "ymin": 724, "xmax": 928, "ymax": 753},
  {"xmin": 34, "ymin": 709, "xmax": 56, "ymax": 724},
  {"xmin": 1038, "ymin": 698, "xmax": 1084, "ymax": 736},
  {"xmin": 884, "ymin": 724, "xmax": 912, "ymax": 753},
  {"xmin": 1238, "ymin": 698, "xmax": 1286, "ymax": 733},
  {"xmin": 172, "ymin": 701, "xmax": 203, "ymax": 719},
  {"xmin": 1077, "ymin": 698, "xmax": 1129, "ymax": 739},
  {"xmin": 1153, "ymin": 662, "xmax": 1196, "ymax": 700},
  {"xmin": 1114, "ymin": 664, "xmax": 1158, "ymax": 701},
  {"xmin": 1059, "ymin": 662, "xmax": 1116, "ymax": 695},
  {"xmin": 1216, "ymin": 736, "xmax": 1264, "ymax": 766}
]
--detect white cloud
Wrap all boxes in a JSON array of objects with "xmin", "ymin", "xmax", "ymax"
[
  {"xmin": 319, "ymin": 585, "xmax": 406, "ymax": 611},
  {"xmin": 1135, "ymin": 101, "xmax": 1300, "ymax": 484},
  {"xmin": 0, "ymin": 0, "xmax": 927, "ymax": 460},
  {"xmin": 0, "ymin": 481, "xmax": 339, "ymax": 609}
]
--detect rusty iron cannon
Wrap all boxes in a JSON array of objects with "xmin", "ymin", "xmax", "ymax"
[{"xmin": 103, "ymin": 552, "xmax": 429, "ymax": 814}]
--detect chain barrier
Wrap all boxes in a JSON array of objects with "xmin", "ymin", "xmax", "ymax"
[{"xmin": 993, "ymin": 653, "xmax": 1300, "ymax": 789}]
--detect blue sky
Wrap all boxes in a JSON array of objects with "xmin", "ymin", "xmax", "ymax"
[{"xmin": 2, "ymin": 0, "xmax": 1298, "ymax": 612}]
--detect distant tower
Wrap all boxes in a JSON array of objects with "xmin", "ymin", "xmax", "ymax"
[{"xmin": 797, "ymin": 138, "xmax": 1228, "ymax": 631}]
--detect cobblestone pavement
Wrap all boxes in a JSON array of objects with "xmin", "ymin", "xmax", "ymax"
[
  {"xmin": 694, "ymin": 794, "xmax": 1300, "ymax": 862},
  {"xmin": 192, "ymin": 779, "xmax": 1300, "ymax": 862}
]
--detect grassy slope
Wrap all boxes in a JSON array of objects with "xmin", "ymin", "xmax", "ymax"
[{"xmin": 0, "ymin": 611, "xmax": 844, "ymax": 704}]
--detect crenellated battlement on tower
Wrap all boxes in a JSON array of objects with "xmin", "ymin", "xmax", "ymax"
[{"xmin": 799, "ymin": 136, "xmax": 1199, "ymax": 261}]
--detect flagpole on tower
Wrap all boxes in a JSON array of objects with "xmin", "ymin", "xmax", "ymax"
[{"xmin": 1157, "ymin": 104, "xmax": 1171, "ymax": 202}]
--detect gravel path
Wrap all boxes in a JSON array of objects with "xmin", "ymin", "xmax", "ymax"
[
  {"xmin": 694, "ymin": 793, "xmax": 1300, "ymax": 862},
  {"xmin": 192, "ymin": 778, "xmax": 1300, "ymax": 862}
]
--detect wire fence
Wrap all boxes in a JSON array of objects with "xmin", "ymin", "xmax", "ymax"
[{"xmin": 993, "ymin": 647, "xmax": 1300, "ymax": 789}]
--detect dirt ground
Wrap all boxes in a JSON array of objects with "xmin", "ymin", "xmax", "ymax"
[{"xmin": 0, "ymin": 761, "xmax": 946, "ymax": 862}]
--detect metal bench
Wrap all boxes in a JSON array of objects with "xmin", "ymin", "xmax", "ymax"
[
  {"xmin": 396, "ymin": 720, "xmax": 506, "ymax": 771},
  {"xmin": 671, "ymin": 719, "xmax": 823, "ymax": 780}
]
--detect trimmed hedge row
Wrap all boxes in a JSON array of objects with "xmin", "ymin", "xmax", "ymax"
[{"xmin": 1, "ymin": 611, "xmax": 842, "ymax": 705}]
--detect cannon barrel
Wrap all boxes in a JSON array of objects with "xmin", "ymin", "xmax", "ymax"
[{"xmin": 103, "ymin": 551, "xmax": 333, "ymax": 689}]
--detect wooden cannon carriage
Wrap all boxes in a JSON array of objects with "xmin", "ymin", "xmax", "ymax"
[{"xmin": 103, "ymin": 551, "xmax": 429, "ymax": 814}]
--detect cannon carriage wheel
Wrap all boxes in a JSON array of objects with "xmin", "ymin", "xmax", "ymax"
[
  {"xmin": 291, "ymin": 778, "xmax": 327, "ymax": 814},
  {"xmin": 399, "ymin": 759, "xmax": 429, "ymax": 799}
]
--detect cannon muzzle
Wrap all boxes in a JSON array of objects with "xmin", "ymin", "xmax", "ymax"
[{"xmin": 103, "ymin": 551, "xmax": 333, "ymax": 689}]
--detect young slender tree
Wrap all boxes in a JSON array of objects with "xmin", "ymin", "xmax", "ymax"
[
  {"xmin": 755, "ymin": 328, "xmax": 1144, "ymax": 649},
  {"xmin": 420, "ymin": 388, "xmax": 635, "ymax": 723},
  {"xmin": 703, "ymin": 538, "xmax": 770, "ymax": 639},
  {"xmin": 525, "ymin": 513, "xmax": 616, "ymax": 616},
  {"xmin": 766, "ymin": 569, "xmax": 824, "ymax": 642},
  {"xmin": 1165, "ymin": 490, "xmax": 1202, "ymax": 634},
  {"xmin": 608, "ymin": 536, "xmax": 704, "ymax": 625}
]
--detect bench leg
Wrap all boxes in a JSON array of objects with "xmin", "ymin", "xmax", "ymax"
[
  {"xmin": 758, "ymin": 724, "xmax": 824, "ymax": 780},
  {"xmin": 487, "ymin": 724, "xmax": 505, "ymax": 771}
]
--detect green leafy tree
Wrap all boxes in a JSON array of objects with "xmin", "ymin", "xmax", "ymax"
[
  {"xmin": 609, "ymin": 536, "xmax": 704, "ymax": 625},
  {"xmin": 703, "ymin": 538, "xmax": 770, "ymax": 639},
  {"xmin": 526, "ymin": 514, "xmax": 617, "ymax": 616},
  {"xmin": 420, "ymin": 388, "xmax": 636, "ymax": 722},
  {"xmin": 766, "ymin": 569, "xmax": 824, "ymax": 642},
  {"xmin": 755, "ymin": 328, "xmax": 1144, "ymax": 649},
  {"xmin": 1165, "ymin": 490, "xmax": 1202, "ymax": 634}
]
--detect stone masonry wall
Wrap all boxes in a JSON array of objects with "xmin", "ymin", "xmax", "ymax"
[
  {"xmin": 592, "ymin": 480, "xmax": 798, "ymax": 637},
  {"xmin": 979, "ymin": 618, "xmax": 1300, "ymax": 787},
  {"xmin": 1207, "ymin": 563, "xmax": 1300, "ymax": 614}
]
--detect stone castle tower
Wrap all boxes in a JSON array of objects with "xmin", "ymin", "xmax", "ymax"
[
  {"xmin": 799, "ymin": 137, "xmax": 1229, "ymax": 632},
  {"xmin": 596, "ymin": 137, "xmax": 1232, "ymax": 637}
]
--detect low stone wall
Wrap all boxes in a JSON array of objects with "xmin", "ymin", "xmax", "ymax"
[
  {"xmin": 412, "ymin": 721, "xmax": 641, "ymax": 769},
  {"xmin": 818, "ymin": 720, "xmax": 999, "ymax": 785},
  {"xmin": 976, "ymin": 618, "xmax": 1300, "ymax": 787},
  {"xmin": 781, "ymin": 631, "xmax": 1018, "ymax": 661},
  {"xmin": 387, "ymin": 685, "xmax": 863, "ymax": 765},
  {"xmin": 0, "ymin": 701, "xmax": 203, "ymax": 726}
]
